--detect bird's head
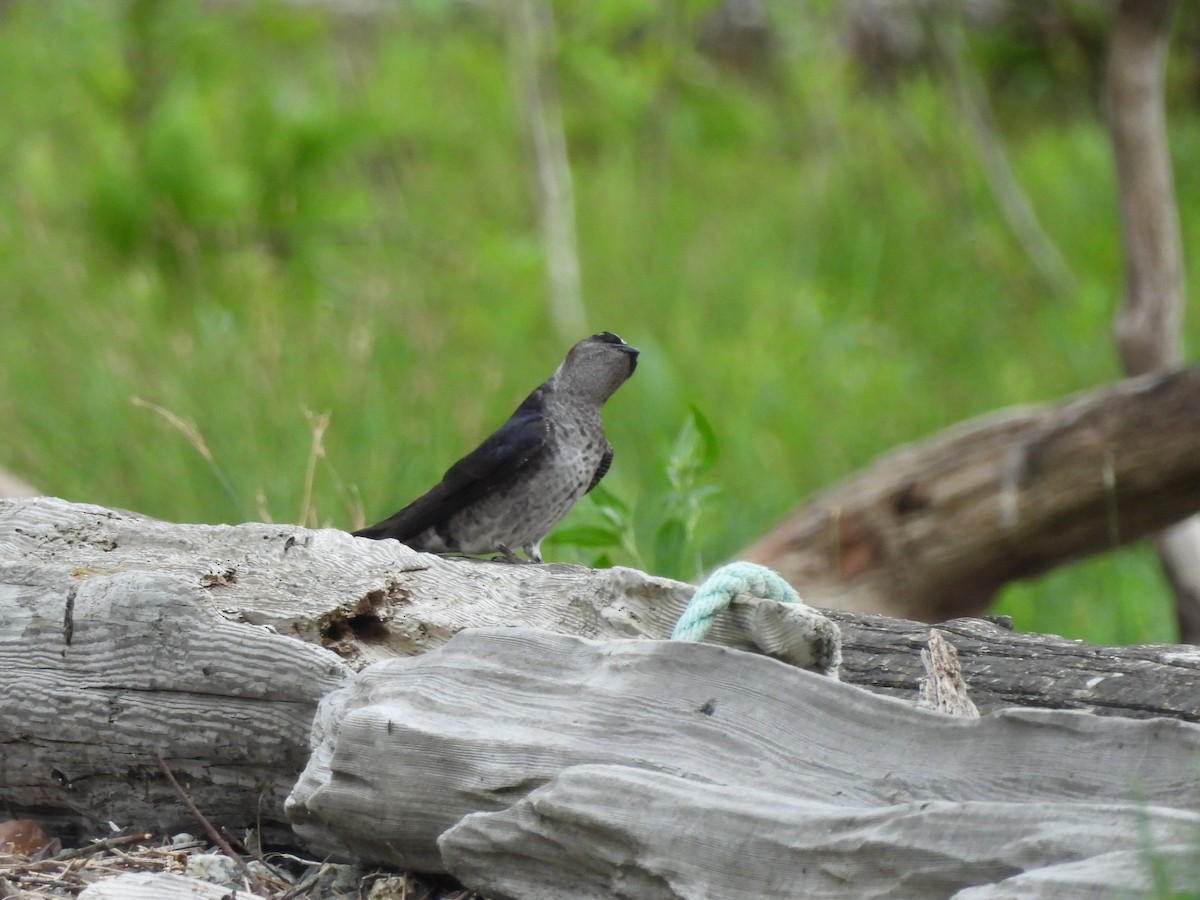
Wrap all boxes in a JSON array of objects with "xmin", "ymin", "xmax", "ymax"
[{"xmin": 551, "ymin": 331, "xmax": 639, "ymax": 405}]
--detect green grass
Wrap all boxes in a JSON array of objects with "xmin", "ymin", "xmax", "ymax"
[{"xmin": 0, "ymin": 1, "xmax": 1194, "ymax": 644}]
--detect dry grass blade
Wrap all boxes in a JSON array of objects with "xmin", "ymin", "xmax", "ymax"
[
  {"xmin": 52, "ymin": 833, "xmax": 153, "ymax": 862},
  {"xmin": 299, "ymin": 409, "xmax": 331, "ymax": 528},
  {"xmin": 130, "ymin": 397, "xmax": 213, "ymax": 463},
  {"xmin": 131, "ymin": 396, "xmax": 246, "ymax": 516}
]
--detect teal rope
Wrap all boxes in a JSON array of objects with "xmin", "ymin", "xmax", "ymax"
[{"xmin": 671, "ymin": 561, "xmax": 802, "ymax": 642}]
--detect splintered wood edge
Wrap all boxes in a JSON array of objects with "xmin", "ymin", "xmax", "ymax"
[{"xmin": 918, "ymin": 628, "xmax": 980, "ymax": 717}]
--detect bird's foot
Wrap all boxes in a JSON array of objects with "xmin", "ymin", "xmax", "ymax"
[{"xmin": 494, "ymin": 544, "xmax": 529, "ymax": 564}]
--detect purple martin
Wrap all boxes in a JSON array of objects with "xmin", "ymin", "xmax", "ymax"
[{"xmin": 353, "ymin": 331, "xmax": 639, "ymax": 562}]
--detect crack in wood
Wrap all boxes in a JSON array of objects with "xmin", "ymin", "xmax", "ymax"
[{"xmin": 62, "ymin": 585, "xmax": 76, "ymax": 647}]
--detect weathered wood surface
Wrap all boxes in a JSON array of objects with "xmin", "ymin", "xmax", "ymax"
[
  {"xmin": 826, "ymin": 610, "xmax": 1200, "ymax": 720},
  {"xmin": 0, "ymin": 496, "xmax": 828, "ymax": 840},
  {"xmin": 3, "ymin": 495, "xmax": 1200, "ymax": 847},
  {"xmin": 288, "ymin": 628, "xmax": 1200, "ymax": 899},
  {"xmin": 916, "ymin": 627, "xmax": 978, "ymax": 716},
  {"xmin": 740, "ymin": 364, "xmax": 1200, "ymax": 621},
  {"xmin": 446, "ymin": 767, "xmax": 1200, "ymax": 900},
  {"xmin": 78, "ymin": 872, "xmax": 236, "ymax": 900}
]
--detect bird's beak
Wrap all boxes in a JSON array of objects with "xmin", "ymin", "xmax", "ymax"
[{"xmin": 622, "ymin": 343, "xmax": 640, "ymax": 375}]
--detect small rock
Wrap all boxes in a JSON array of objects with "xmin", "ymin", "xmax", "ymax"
[
  {"xmin": 310, "ymin": 862, "xmax": 364, "ymax": 896},
  {"xmin": 184, "ymin": 852, "xmax": 241, "ymax": 887},
  {"xmin": 170, "ymin": 832, "xmax": 198, "ymax": 846},
  {"xmin": 368, "ymin": 874, "xmax": 416, "ymax": 899}
]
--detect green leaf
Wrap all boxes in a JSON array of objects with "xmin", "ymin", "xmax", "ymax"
[
  {"xmin": 666, "ymin": 405, "xmax": 721, "ymax": 489},
  {"xmin": 590, "ymin": 552, "xmax": 615, "ymax": 569},
  {"xmin": 595, "ymin": 505, "xmax": 628, "ymax": 531},
  {"xmin": 587, "ymin": 482, "xmax": 629, "ymax": 515},
  {"xmin": 686, "ymin": 403, "xmax": 720, "ymax": 475},
  {"xmin": 653, "ymin": 516, "xmax": 687, "ymax": 576},
  {"xmin": 551, "ymin": 524, "xmax": 622, "ymax": 548}
]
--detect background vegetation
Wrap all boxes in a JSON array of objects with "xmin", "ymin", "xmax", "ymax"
[{"xmin": 0, "ymin": 0, "xmax": 1196, "ymax": 643}]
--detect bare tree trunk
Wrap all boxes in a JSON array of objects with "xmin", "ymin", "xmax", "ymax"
[
  {"xmin": 1109, "ymin": 1, "xmax": 1182, "ymax": 373},
  {"xmin": 507, "ymin": 0, "xmax": 587, "ymax": 341},
  {"xmin": 934, "ymin": 13, "xmax": 1076, "ymax": 299},
  {"xmin": 1106, "ymin": 0, "xmax": 1200, "ymax": 642}
]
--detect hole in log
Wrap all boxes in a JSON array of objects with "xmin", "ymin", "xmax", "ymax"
[
  {"xmin": 320, "ymin": 611, "xmax": 388, "ymax": 645},
  {"xmin": 892, "ymin": 481, "xmax": 929, "ymax": 516},
  {"xmin": 344, "ymin": 612, "xmax": 388, "ymax": 644},
  {"xmin": 318, "ymin": 584, "xmax": 409, "ymax": 652}
]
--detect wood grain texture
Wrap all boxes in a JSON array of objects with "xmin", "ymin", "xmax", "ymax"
[
  {"xmin": 0, "ymin": 496, "xmax": 826, "ymax": 839},
  {"xmin": 916, "ymin": 628, "xmax": 979, "ymax": 716},
  {"xmin": 77, "ymin": 872, "xmax": 237, "ymax": 900},
  {"xmin": 827, "ymin": 611, "xmax": 1200, "ymax": 720},
  {"xmin": 4, "ymin": 493, "xmax": 1200, "ymax": 867},
  {"xmin": 288, "ymin": 628, "xmax": 1200, "ymax": 899},
  {"xmin": 0, "ymin": 498, "xmax": 379, "ymax": 840},
  {"xmin": 446, "ymin": 769, "xmax": 1200, "ymax": 900}
]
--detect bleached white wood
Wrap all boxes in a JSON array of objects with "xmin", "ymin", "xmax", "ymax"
[
  {"xmin": 77, "ymin": 872, "xmax": 239, "ymax": 900},
  {"xmin": 952, "ymin": 846, "xmax": 1199, "ymax": 899},
  {"xmin": 0, "ymin": 496, "xmax": 830, "ymax": 837},
  {"xmin": 5, "ymin": 494, "xmax": 1200, "ymax": 897},
  {"xmin": 0, "ymin": 499, "xmax": 357, "ymax": 838},
  {"xmin": 917, "ymin": 628, "xmax": 979, "ymax": 716},
  {"xmin": 444, "ymin": 767, "xmax": 1200, "ymax": 900},
  {"xmin": 287, "ymin": 628, "xmax": 1200, "ymax": 898}
]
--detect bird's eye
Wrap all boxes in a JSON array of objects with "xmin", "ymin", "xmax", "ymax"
[{"xmin": 592, "ymin": 332, "xmax": 622, "ymax": 344}]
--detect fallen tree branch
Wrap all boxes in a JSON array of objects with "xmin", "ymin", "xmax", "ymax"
[
  {"xmin": 154, "ymin": 753, "xmax": 263, "ymax": 893},
  {"xmin": 739, "ymin": 364, "xmax": 1200, "ymax": 620}
]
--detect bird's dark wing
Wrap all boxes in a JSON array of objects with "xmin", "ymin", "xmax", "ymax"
[
  {"xmin": 586, "ymin": 442, "xmax": 613, "ymax": 493},
  {"xmin": 354, "ymin": 394, "xmax": 550, "ymax": 542}
]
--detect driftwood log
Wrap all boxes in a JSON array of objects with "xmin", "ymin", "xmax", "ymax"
[
  {"xmin": 289, "ymin": 629, "xmax": 1200, "ymax": 898},
  {"xmin": 739, "ymin": 364, "xmax": 1200, "ymax": 620},
  {"xmin": 3, "ymin": 497, "xmax": 1200, "ymax": 897},
  {"xmin": 0, "ymin": 495, "xmax": 836, "ymax": 844}
]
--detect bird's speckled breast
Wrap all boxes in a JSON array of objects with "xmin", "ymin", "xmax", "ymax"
[{"xmin": 430, "ymin": 412, "xmax": 605, "ymax": 555}]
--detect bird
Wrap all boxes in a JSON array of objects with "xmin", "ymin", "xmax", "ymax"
[{"xmin": 353, "ymin": 331, "xmax": 639, "ymax": 562}]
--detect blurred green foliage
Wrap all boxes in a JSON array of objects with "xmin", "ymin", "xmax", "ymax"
[{"xmin": 0, "ymin": 0, "xmax": 1195, "ymax": 643}]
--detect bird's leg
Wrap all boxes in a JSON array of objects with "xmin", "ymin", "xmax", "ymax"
[{"xmin": 495, "ymin": 544, "xmax": 526, "ymax": 564}]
